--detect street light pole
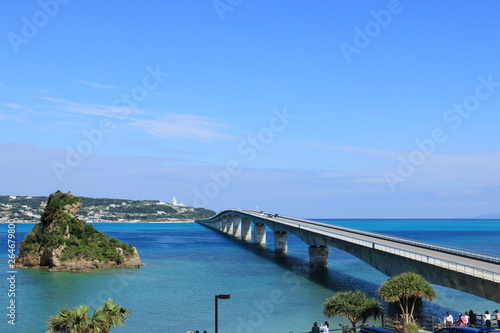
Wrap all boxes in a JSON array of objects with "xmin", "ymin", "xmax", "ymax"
[{"xmin": 215, "ymin": 294, "xmax": 230, "ymax": 333}]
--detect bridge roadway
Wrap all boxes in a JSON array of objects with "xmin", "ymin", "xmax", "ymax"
[{"xmin": 197, "ymin": 209, "xmax": 500, "ymax": 303}]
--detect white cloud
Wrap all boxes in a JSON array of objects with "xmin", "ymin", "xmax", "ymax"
[
  {"xmin": 302, "ymin": 142, "xmax": 500, "ymax": 193},
  {"xmin": 66, "ymin": 77, "xmax": 117, "ymax": 89},
  {"xmin": 36, "ymin": 97, "xmax": 142, "ymax": 119},
  {"xmin": 1, "ymin": 143, "xmax": 499, "ymax": 218},
  {"xmin": 34, "ymin": 97, "xmax": 231, "ymax": 141},
  {"xmin": 128, "ymin": 113, "xmax": 232, "ymax": 141},
  {"xmin": 1, "ymin": 102, "xmax": 28, "ymax": 110},
  {"xmin": 0, "ymin": 103, "xmax": 32, "ymax": 122},
  {"xmin": 301, "ymin": 142, "xmax": 400, "ymax": 160}
]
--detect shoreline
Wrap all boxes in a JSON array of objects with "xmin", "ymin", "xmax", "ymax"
[{"xmin": 1, "ymin": 220, "xmax": 196, "ymax": 224}]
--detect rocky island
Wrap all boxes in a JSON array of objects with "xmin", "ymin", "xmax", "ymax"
[{"xmin": 15, "ymin": 191, "xmax": 141, "ymax": 272}]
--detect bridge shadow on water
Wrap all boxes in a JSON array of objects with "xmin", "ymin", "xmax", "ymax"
[{"xmin": 210, "ymin": 228, "xmax": 456, "ymax": 319}]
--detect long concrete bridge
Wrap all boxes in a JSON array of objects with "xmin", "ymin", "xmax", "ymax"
[{"xmin": 196, "ymin": 209, "xmax": 500, "ymax": 303}]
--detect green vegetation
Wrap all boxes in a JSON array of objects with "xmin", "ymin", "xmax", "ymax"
[
  {"xmin": 47, "ymin": 299, "xmax": 131, "ymax": 333},
  {"xmin": 1, "ymin": 193, "xmax": 216, "ymax": 223},
  {"xmin": 323, "ymin": 290, "xmax": 382, "ymax": 329},
  {"xmin": 18, "ymin": 191, "xmax": 136, "ymax": 264},
  {"xmin": 402, "ymin": 320, "xmax": 421, "ymax": 333},
  {"xmin": 378, "ymin": 272, "xmax": 436, "ymax": 325}
]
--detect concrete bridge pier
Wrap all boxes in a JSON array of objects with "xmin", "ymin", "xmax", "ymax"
[
  {"xmin": 221, "ymin": 216, "xmax": 228, "ymax": 233},
  {"xmin": 274, "ymin": 231, "xmax": 288, "ymax": 254},
  {"xmin": 241, "ymin": 218, "xmax": 252, "ymax": 241},
  {"xmin": 308, "ymin": 245, "xmax": 329, "ymax": 268},
  {"xmin": 254, "ymin": 223, "xmax": 266, "ymax": 245},
  {"xmin": 215, "ymin": 219, "xmax": 222, "ymax": 231},
  {"xmin": 232, "ymin": 216, "xmax": 242, "ymax": 238},
  {"xmin": 227, "ymin": 216, "xmax": 234, "ymax": 235}
]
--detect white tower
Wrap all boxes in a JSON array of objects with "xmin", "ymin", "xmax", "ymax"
[{"xmin": 172, "ymin": 197, "xmax": 177, "ymax": 206}]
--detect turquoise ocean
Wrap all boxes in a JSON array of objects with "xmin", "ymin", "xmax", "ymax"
[{"xmin": 1, "ymin": 219, "xmax": 499, "ymax": 333}]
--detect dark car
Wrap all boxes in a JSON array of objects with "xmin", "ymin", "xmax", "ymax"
[{"xmin": 436, "ymin": 327, "xmax": 496, "ymax": 333}]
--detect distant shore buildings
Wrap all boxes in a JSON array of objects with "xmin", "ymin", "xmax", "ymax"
[{"xmin": 172, "ymin": 196, "xmax": 185, "ymax": 207}]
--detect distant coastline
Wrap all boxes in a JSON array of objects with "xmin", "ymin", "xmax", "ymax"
[
  {"xmin": 0, "ymin": 194, "xmax": 215, "ymax": 224},
  {"xmin": 1, "ymin": 219, "xmax": 195, "ymax": 224}
]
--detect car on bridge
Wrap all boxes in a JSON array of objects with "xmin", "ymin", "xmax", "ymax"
[{"xmin": 436, "ymin": 327, "xmax": 496, "ymax": 333}]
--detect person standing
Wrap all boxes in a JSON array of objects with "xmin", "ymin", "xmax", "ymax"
[
  {"xmin": 464, "ymin": 311, "xmax": 470, "ymax": 326},
  {"xmin": 445, "ymin": 312, "xmax": 453, "ymax": 327},
  {"xmin": 484, "ymin": 311, "xmax": 491, "ymax": 328},
  {"xmin": 311, "ymin": 322, "xmax": 320, "ymax": 333},
  {"xmin": 469, "ymin": 310, "xmax": 477, "ymax": 327},
  {"xmin": 459, "ymin": 314, "xmax": 467, "ymax": 326},
  {"xmin": 320, "ymin": 322, "xmax": 329, "ymax": 333},
  {"xmin": 494, "ymin": 310, "xmax": 500, "ymax": 328}
]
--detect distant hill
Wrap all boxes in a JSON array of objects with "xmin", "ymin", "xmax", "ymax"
[
  {"xmin": 0, "ymin": 194, "xmax": 216, "ymax": 223},
  {"xmin": 473, "ymin": 214, "xmax": 500, "ymax": 219}
]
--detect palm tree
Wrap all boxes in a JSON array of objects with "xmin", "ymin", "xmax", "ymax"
[
  {"xmin": 323, "ymin": 290, "xmax": 382, "ymax": 329},
  {"xmin": 378, "ymin": 272, "xmax": 436, "ymax": 324},
  {"xmin": 47, "ymin": 305, "xmax": 92, "ymax": 333},
  {"xmin": 92, "ymin": 299, "xmax": 131, "ymax": 332},
  {"xmin": 47, "ymin": 299, "xmax": 131, "ymax": 333}
]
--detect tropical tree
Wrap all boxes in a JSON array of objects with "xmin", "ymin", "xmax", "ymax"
[
  {"xmin": 92, "ymin": 299, "xmax": 131, "ymax": 332},
  {"xmin": 323, "ymin": 290, "xmax": 382, "ymax": 329},
  {"xmin": 47, "ymin": 299, "xmax": 131, "ymax": 333},
  {"xmin": 47, "ymin": 305, "xmax": 92, "ymax": 333},
  {"xmin": 378, "ymin": 272, "xmax": 436, "ymax": 324}
]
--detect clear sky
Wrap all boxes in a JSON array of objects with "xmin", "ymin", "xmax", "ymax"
[{"xmin": 1, "ymin": 0, "xmax": 499, "ymax": 218}]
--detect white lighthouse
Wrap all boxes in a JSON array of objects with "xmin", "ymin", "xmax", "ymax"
[{"xmin": 172, "ymin": 197, "xmax": 178, "ymax": 206}]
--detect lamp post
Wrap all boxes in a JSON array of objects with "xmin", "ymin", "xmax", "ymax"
[{"xmin": 215, "ymin": 294, "xmax": 230, "ymax": 333}]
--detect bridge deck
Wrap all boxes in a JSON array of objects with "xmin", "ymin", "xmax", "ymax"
[
  {"xmin": 198, "ymin": 210, "xmax": 500, "ymax": 301},
  {"xmin": 239, "ymin": 210, "xmax": 500, "ymax": 275}
]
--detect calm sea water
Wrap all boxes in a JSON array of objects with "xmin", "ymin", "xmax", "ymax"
[{"xmin": 0, "ymin": 219, "xmax": 499, "ymax": 333}]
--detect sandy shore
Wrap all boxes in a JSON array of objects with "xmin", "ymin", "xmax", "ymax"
[{"xmin": 1, "ymin": 220, "xmax": 196, "ymax": 224}]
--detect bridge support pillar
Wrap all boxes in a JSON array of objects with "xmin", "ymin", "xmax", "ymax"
[
  {"xmin": 221, "ymin": 216, "xmax": 228, "ymax": 232},
  {"xmin": 254, "ymin": 223, "xmax": 266, "ymax": 245},
  {"xmin": 274, "ymin": 231, "xmax": 288, "ymax": 254},
  {"xmin": 308, "ymin": 245, "xmax": 329, "ymax": 268},
  {"xmin": 233, "ymin": 216, "xmax": 241, "ymax": 238},
  {"xmin": 241, "ymin": 218, "xmax": 252, "ymax": 241},
  {"xmin": 227, "ymin": 216, "xmax": 234, "ymax": 235}
]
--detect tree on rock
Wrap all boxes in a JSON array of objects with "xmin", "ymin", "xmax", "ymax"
[
  {"xmin": 47, "ymin": 299, "xmax": 131, "ymax": 333},
  {"xmin": 378, "ymin": 272, "xmax": 436, "ymax": 324},
  {"xmin": 16, "ymin": 190, "xmax": 141, "ymax": 271},
  {"xmin": 323, "ymin": 290, "xmax": 382, "ymax": 329}
]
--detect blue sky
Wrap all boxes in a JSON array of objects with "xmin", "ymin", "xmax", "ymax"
[{"xmin": 1, "ymin": 0, "xmax": 499, "ymax": 218}]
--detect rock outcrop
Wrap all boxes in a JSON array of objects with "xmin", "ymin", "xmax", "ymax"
[{"xmin": 15, "ymin": 190, "xmax": 141, "ymax": 272}]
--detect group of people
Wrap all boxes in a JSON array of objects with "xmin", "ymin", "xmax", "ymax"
[
  {"xmin": 310, "ymin": 321, "xmax": 330, "ymax": 333},
  {"xmin": 444, "ymin": 309, "xmax": 500, "ymax": 328}
]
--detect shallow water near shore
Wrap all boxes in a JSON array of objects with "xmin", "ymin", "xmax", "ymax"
[{"xmin": 0, "ymin": 219, "xmax": 499, "ymax": 333}]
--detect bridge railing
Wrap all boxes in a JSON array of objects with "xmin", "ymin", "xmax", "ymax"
[
  {"xmin": 268, "ymin": 212, "xmax": 500, "ymax": 265},
  {"xmin": 260, "ymin": 216, "xmax": 500, "ymax": 283},
  {"xmin": 299, "ymin": 222, "xmax": 500, "ymax": 283},
  {"xmin": 374, "ymin": 244, "xmax": 500, "ymax": 282}
]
